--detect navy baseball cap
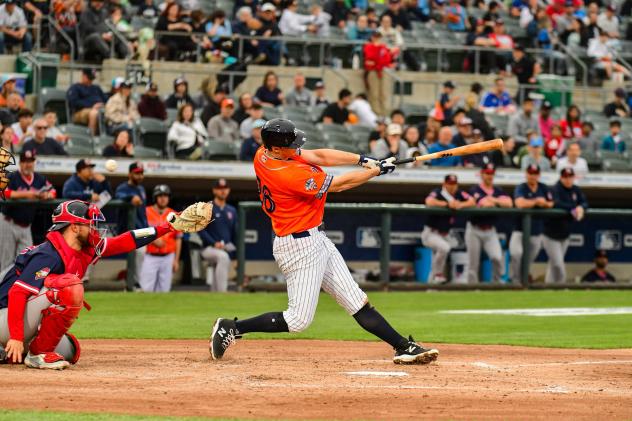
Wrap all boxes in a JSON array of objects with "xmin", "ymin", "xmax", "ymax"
[
  {"xmin": 214, "ymin": 178, "xmax": 229, "ymax": 188},
  {"xmin": 444, "ymin": 174, "xmax": 458, "ymax": 184},
  {"xmin": 19, "ymin": 150, "xmax": 36, "ymax": 161},
  {"xmin": 76, "ymin": 158, "xmax": 95, "ymax": 171},
  {"xmin": 595, "ymin": 249, "xmax": 608, "ymax": 258},
  {"xmin": 526, "ymin": 163, "xmax": 540, "ymax": 174},
  {"xmin": 481, "ymin": 162, "xmax": 496, "ymax": 174},
  {"xmin": 560, "ymin": 167, "xmax": 575, "ymax": 178},
  {"xmin": 129, "ymin": 161, "xmax": 144, "ymax": 173}
]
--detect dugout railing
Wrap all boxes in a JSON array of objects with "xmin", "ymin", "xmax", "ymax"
[
  {"xmin": 0, "ymin": 199, "xmax": 137, "ymax": 290},
  {"xmin": 236, "ymin": 202, "xmax": 632, "ymax": 289}
]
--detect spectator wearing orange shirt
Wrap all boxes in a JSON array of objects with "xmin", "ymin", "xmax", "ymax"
[
  {"xmin": 139, "ymin": 184, "xmax": 182, "ymax": 292},
  {"xmin": 363, "ymin": 30, "xmax": 393, "ymax": 117}
]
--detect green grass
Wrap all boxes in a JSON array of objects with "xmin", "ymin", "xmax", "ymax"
[
  {"xmin": 0, "ymin": 410, "xmax": 266, "ymax": 421},
  {"xmin": 72, "ymin": 290, "xmax": 632, "ymax": 349}
]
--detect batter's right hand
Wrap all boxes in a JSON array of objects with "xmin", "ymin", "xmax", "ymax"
[
  {"xmin": 377, "ymin": 157, "xmax": 396, "ymax": 176},
  {"xmin": 358, "ymin": 155, "xmax": 380, "ymax": 169},
  {"xmin": 5, "ymin": 339, "xmax": 24, "ymax": 363}
]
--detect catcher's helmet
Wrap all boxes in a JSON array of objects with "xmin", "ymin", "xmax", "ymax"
[
  {"xmin": 260, "ymin": 118, "xmax": 306, "ymax": 149},
  {"xmin": 49, "ymin": 200, "xmax": 107, "ymax": 255},
  {"xmin": 153, "ymin": 184, "xmax": 171, "ymax": 199}
]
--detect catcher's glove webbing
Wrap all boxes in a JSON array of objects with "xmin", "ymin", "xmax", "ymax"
[
  {"xmin": 167, "ymin": 201, "xmax": 213, "ymax": 233},
  {"xmin": 0, "ymin": 147, "xmax": 15, "ymax": 200}
]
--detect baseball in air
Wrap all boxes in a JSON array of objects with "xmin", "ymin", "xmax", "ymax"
[{"xmin": 105, "ymin": 159, "xmax": 118, "ymax": 172}]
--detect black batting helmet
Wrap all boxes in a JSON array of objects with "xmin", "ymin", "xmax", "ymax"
[
  {"xmin": 153, "ymin": 184, "xmax": 171, "ymax": 199},
  {"xmin": 260, "ymin": 118, "xmax": 306, "ymax": 149}
]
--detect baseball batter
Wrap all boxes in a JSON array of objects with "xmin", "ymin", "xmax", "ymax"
[
  {"xmin": 210, "ymin": 118, "xmax": 439, "ymax": 365},
  {"xmin": 465, "ymin": 163, "xmax": 513, "ymax": 283}
]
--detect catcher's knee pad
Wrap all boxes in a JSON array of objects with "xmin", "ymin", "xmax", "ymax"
[{"xmin": 29, "ymin": 274, "xmax": 84, "ymax": 356}]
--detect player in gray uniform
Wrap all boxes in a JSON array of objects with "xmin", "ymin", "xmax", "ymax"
[
  {"xmin": 509, "ymin": 164, "xmax": 554, "ymax": 283},
  {"xmin": 542, "ymin": 167, "xmax": 588, "ymax": 283},
  {"xmin": 465, "ymin": 163, "xmax": 513, "ymax": 283},
  {"xmin": 422, "ymin": 174, "xmax": 475, "ymax": 283}
]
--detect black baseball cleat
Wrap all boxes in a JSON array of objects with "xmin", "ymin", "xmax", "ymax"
[
  {"xmin": 210, "ymin": 318, "xmax": 241, "ymax": 360},
  {"xmin": 393, "ymin": 336, "xmax": 439, "ymax": 365}
]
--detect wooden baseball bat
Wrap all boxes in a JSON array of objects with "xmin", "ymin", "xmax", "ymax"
[{"xmin": 394, "ymin": 138, "xmax": 504, "ymax": 165}]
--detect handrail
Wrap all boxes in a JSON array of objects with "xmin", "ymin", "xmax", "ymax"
[
  {"xmin": 105, "ymin": 20, "xmax": 133, "ymax": 61},
  {"xmin": 236, "ymin": 201, "xmax": 631, "ymax": 288},
  {"xmin": 556, "ymin": 42, "xmax": 589, "ymax": 88},
  {"xmin": 47, "ymin": 16, "xmax": 76, "ymax": 87}
]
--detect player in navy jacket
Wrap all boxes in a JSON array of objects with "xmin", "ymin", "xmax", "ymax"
[
  {"xmin": 0, "ymin": 200, "xmax": 179, "ymax": 369},
  {"xmin": 62, "ymin": 159, "xmax": 111, "ymax": 201},
  {"xmin": 542, "ymin": 167, "xmax": 588, "ymax": 283},
  {"xmin": 0, "ymin": 150, "xmax": 56, "ymax": 274}
]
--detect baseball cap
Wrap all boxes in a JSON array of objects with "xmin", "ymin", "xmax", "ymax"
[
  {"xmin": 541, "ymin": 100, "xmax": 552, "ymax": 109},
  {"xmin": 526, "ymin": 163, "xmax": 540, "ymax": 174},
  {"xmin": 19, "ymin": 150, "xmax": 36, "ymax": 161},
  {"xmin": 112, "ymin": 76, "xmax": 125, "ymax": 89},
  {"xmin": 261, "ymin": 2, "xmax": 276, "ymax": 12},
  {"xmin": 221, "ymin": 98, "xmax": 235, "ymax": 108},
  {"xmin": 607, "ymin": 3, "xmax": 616, "ymax": 11},
  {"xmin": 214, "ymin": 85, "xmax": 229, "ymax": 95},
  {"xmin": 459, "ymin": 117, "xmax": 473, "ymax": 126},
  {"xmin": 174, "ymin": 77, "xmax": 187, "ymax": 87},
  {"xmin": 119, "ymin": 80, "xmax": 132, "ymax": 89},
  {"xmin": 481, "ymin": 162, "xmax": 496, "ymax": 174},
  {"xmin": 129, "ymin": 161, "xmax": 144, "ymax": 173},
  {"xmin": 314, "ymin": 81, "xmax": 325, "ymax": 89},
  {"xmin": 615, "ymin": 87, "xmax": 626, "ymax": 98},
  {"xmin": 443, "ymin": 80, "xmax": 455, "ymax": 89},
  {"xmin": 560, "ymin": 167, "xmax": 575, "ymax": 177},
  {"xmin": 147, "ymin": 82, "xmax": 158, "ymax": 92},
  {"xmin": 76, "ymin": 158, "xmax": 96, "ymax": 171},
  {"xmin": 495, "ymin": 18, "xmax": 504, "ymax": 25},
  {"xmin": 1, "ymin": 75, "xmax": 16, "ymax": 86},
  {"xmin": 444, "ymin": 174, "xmax": 458, "ymax": 184},
  {"xmin": 529, "ymin": 136, "xmax": 544, "ymax": 147},
  {"xmin": 386, "ymin": 123, "xmax": 403, "ymax": 136},
  {"xmin": 253, "ymin": 118, "xmax": 266, "ymax": 129},
  {"xmin": 514, "ymin": 43, "xmax": 525, "ymax": 52},
  {"xmin": 4, "ymin": 0, "xmax": 16, "ymax": 4},
  {"xmin": 82, "ymin": 68, "xmax": 97, "ymax": 81},
  {"xmin": 214, "ymin": 178, "xmax": 229, "ymax": 188},
  {"xmin": 595, "ymin": 249, "xmax": 608, "ymax": 258}
]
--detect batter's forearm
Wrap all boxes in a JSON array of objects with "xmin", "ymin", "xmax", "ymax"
[
  {"xmin": 329, "ymin": 168, "xmax": 379, "ymax": 193},
  {"xmin": 301, "ymin": 149, "xmax": 360, "ymax": 167}
]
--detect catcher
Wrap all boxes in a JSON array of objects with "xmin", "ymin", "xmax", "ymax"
[
  {"xmin": 0, "ymin": 147, "xmax": 13, "ymax": 199},
  {"xmin": 0, "ymin": 197, "xmax": 212, "ymax": 370}
]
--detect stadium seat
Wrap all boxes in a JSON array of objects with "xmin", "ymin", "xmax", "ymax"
[
  {"xmin": 136, "ymin": 117, "xmax": 168, "ymax": 153},
  {"xmin": 204, "ymin": 141, "xmax": 238, "ymax": 160},
  {"xmin": 166, "ymin": 108, "xmax": 178, "ymax": 125},
  {"xmin": 262, "ymin": 106, "xmax": 283, "ymax": 120},
  {"xmin": 582, "ymin": 151, "xmax": 602, "ymax": 170},
  {"xmin": 602, "ymin": 158, "xmax": 631, "ymax": 172},
  {"xmin": 599, "ymin": 150, "xmax": 628, "ymax": 161},
  {"xmin": 60, "ymin": 124, "xmax": 90, "ymax": 137},
  {"xmin": 68, "ymin": 133, "xmax": 94, "ymax": 147},
  {"xmin": 401, "ymin": 103, "xmax": 430, "ymax": 125},
  {"xmin": 318, "ymin": 123, "xmax": 350, "ymax": 136},
  {"xmin": 65, "ymin": 140, "xmax": 95, "ymax": 156},
  {"xmin": 133, "ymin": 145, "xmax": 162, "ymax": 158},
  {"xmin": 40, "ymin": 88, "xmax": 70, "ymax": 125}
]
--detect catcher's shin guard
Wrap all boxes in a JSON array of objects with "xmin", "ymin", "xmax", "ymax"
[{"xmin": 29, "ymin": 274, "xmax": 84, "ymax": 356}]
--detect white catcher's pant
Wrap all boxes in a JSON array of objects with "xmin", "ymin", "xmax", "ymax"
[{"xmin": 273, "ymin": 227, "xmax": 368, "ymax": 333}]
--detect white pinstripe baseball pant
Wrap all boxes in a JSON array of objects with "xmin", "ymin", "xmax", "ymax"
[{"xmin": 273, "ymin": 226, "xmax": 368, "ymax": 333}]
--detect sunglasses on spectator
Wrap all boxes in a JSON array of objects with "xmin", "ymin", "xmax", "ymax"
[{"xmin": 35, "ymin": 126, "xmax": 48, "ymax": 130}]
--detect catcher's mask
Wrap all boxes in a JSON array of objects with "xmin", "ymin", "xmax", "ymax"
[
  {"xmin": 0, "ymin": 147, "xmax": 16, "ymax": 200},
  {"xmin": 49, "ymin": 200, "xmax": 108, "ymax": 256}
]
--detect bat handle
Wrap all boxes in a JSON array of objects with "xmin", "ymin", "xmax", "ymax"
[{"xmin": 393, "ymin": 157, "xmax": 415, "ymax": 165}]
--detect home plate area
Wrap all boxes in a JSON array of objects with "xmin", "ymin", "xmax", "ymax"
[{"xmin": 2, "ymin": 339, "xmax": 632, "ymax": 420}]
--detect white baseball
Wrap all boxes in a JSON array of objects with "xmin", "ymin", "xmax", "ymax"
[{"xmin": 105, "ymin": 159, "xmax": 118, "ymax": 172}]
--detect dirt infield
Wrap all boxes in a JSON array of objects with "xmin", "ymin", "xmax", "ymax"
[{"xmin": 2, "ymin": 340, "xmax": 632, "ymax": 420}]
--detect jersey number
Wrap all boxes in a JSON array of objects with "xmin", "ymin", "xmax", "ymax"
[{"xmin": 256, "ymin": 177, "xmax": 275, "ymax": 213}]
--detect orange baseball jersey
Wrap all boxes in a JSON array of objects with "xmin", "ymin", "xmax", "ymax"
[
  {"xmin": 254, "ymin": 147, "xmax": 333, "ymax": 236},
  {"xmin": 145, "ymin": 206, "xmax": 182, "ymax": 254}
]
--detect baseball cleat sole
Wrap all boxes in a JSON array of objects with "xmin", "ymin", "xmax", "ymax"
[
  {"xmin": 24, "ymin": 353, "xmax": 70, "ymax": 370},
  {"xmin": 393, "ymin": 348, "xmax": 439, "ymax": 365}
]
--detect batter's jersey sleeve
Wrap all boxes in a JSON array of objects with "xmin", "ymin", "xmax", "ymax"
[{"xmin": 284, "ymin": 164, "xmax": 333, "ymax": 199}]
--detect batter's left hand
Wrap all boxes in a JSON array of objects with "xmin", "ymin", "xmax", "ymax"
[
  {"xmin": 377, "ymin": 157, "xmax": 396, "ymax": 176},
  {"xmin": 5, "ymin": 339, "xmax": 24, "ymax": 363}
]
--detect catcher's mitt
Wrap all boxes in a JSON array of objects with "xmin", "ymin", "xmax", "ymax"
[
  {"xmin": 0, "ymin": 147, "xmax": 15, "ymax": 169},
  {"xmin": 167, "ymin": 201, "xmax": 213, "ymax": 233}
]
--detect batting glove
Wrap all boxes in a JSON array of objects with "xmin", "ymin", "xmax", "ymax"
[
  {"xmin": 358, "ymin": 154, "xmax": 380, "ymax": 169},
  {"xmin": 377, "ymin": 157, "xmax": 396, "ymax": 176}
]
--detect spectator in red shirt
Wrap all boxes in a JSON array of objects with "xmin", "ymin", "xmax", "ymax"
[
  {"xmin": 559, "ymin": 104, "xmax": 582, "ymax": 140},
  {"xmin": 363, "ymin": 30, "xmax": 393, "ymax": 117},
  {"xmin": 489, "ymin": 19, "xmax": 514, "ymax": 71},
  {"xmin": 544, "ymin": 123, "xmax": 566, "ymax": 165}
]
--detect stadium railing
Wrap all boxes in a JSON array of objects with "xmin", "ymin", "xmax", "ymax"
[
  {"xmin": 1, "ymin": 200, "xmax": 137, "ymax": 290},
  {"xmin": 236, "ymin": 201, "xmax": 632, "ymax": 288}
]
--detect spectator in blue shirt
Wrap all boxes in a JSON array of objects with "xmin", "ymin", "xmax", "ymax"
[
  {"xmin": 601, "ymin": 120, "xmax": 627, "ymax": 154},
  {"xmin": 200, "ymin": 178, "xmax": 238, "ymax": 292},
  {"xmin": 205, "ymin": 9, "xmax": 232, "ymax": 45},
  {"xmin": 62, "ymin": 158, "xmax": 111, "ymax": 202},
  {"xmin": 66, "ymin": 68, "xmax": 107, "ymax": 134},
  {"xmin": 115, "ymin": 161, "xmax": 148, "ymax": 289},
  {"xmin": 480, "ymin": 77, "xmax": 516, "ymax": 114},
  {"xmin": 439, "ymin": 80, "xmax": 460, "ymax": 124},
  {"xmin": 445, "ymin": 0, "xmax": 468, "ymax": 31},
  {"xmin": 240, "ymin": 118, "xmax": 265, "ymax": 161},
  {"xmin": 429, "ymin": 127, "xmax": 463, "ymax": 166}
]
